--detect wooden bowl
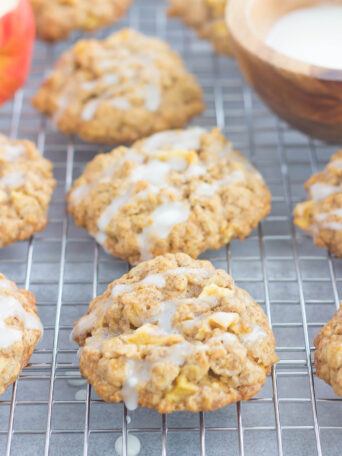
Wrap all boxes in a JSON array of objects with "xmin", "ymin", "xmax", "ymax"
[{"xmin": 227, "ymin": 0, "xmax": 342, "ymax": 143}]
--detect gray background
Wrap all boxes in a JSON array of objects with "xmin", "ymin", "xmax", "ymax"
[{"xmin": 0, "ymin": 0, "xmax": 341, "ymax": 454}]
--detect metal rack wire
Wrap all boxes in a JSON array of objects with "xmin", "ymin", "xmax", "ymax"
[{"xmin": 0, "ymin": 0, "xmax": 341, "ymax": 454}]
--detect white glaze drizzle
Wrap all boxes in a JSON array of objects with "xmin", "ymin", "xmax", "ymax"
[
  {"xmin": 0, "ymin": 326, "xmax": 22, "ymax": 349},
  {"xmin": 94, "ymin": 231, "xmax": 107, "ymax": 247},
  {"xmin": 219, "ymin": 170, "xmax": 246, "ymax": 186},
  {"xmin": 81, "ymin": 99, "xmax": 102, "ymax": 121},
  {"xmin": 95, "ymin": 187, "xmax": 159, "ymax": 247},
  {"xmin": 0, "ymin": 144, "xmax": 25, "ymax": 162},
  {"xmin": 211, "ymin": 332, "xmax": 239, "ymax": 346},
  {"xmin": 73, "ymin": 266, "xmax": 212, "ymax": 342},
  {"xmin": 53, "ymin": 94, "xmax": 70, "ymax": 124},
  {"xmin": 82, "ymin": 129, "xmax": 207, "ymax": 246},
  {"xmin": 69, "ymin": 149, "xmax": 144, "ymax": 206},
  {"xmin": 130, "ymin": 160, "xmax": 173, "ymax": 185},
  {"xmin": 94, "ymin": 153, "xmax": 188, "ymax": 246},
  {"xmin": 74, "ymin": 274, "xmax": 171, "ymax": 340},
  {"xmin": 138, "ymin": 201, "xmax": 190, "ymax": 261},
  {"xmin": 195, "ymin": 182, "xmax": 217, "ymax": 197},
  {"xmin": 121, "ymin": 340, "xmax": 192, "ymax": 410},
  {"xmin": 330, "ymin": 160, "xmax": 342, "ymax": 170},
  {"xmin": 77, "ymin": 44, "xmax": 162, "ymax": 121},
  {"xmin": 81, "ymin": 80, "xmax": 99, "ymax": 91},
  {"xmin": 167, "ymin": 267, "xmax": 211, "ymax": 278},
  {"xmin": 146, "ymin": 300, "xmax": 179, "ymax": 334},
  {"xmin": 240, "ymin": 325, "xmax": 266, "ymax": 345},
  {"xmin": 143, "ymin": 83, "xmax": 161, "ymax": 112},
  {"xmin": 315, "ymin": 208, "xmax": 342, "ymax": 222},
  {"xmin": 0, "ymin": 171, "xmax": 26, "ymax": 189},
  {"xmin": 111, "ymin": 284, "xmax": 135, "ymax": 298},
  {"xmin": 115, "ymin": 434, "xmax": 141, "ymax": 456},
  {"xmin": 73, "ymin": 273, "xmax": 169, "ymax": 341},
  {"xmin": 321, "ymin": 222, "xmax": 342, "ymax": 230},
  {"xmin": 71, "ymin": 312, "xmax": 98, "ymax": 342},
  {"xmin": 0, "ymin": 293, "xmax": 42, "ymax": 349},
  {"xmin": 102, "ymin": 73, "xmax": 120, "ymax": 85},
  {"xmin": 110, "ymin": 269, "xmax": 209, "ymax": 298},
  {"xmin": 70, "ymin": 185, "xmax": 91, "ymax": 205},
  {"xmin": 142, "ymin": 127, "xmax": 206, "ymax": 153},
  {"xmin": 110, "ymin": 97, "xmax": 132, "ymax": 110},
  {"xmin": 55, "ymin": 33, "xmax": 166, "ymax": 123},
  {"xmin": 122, "ymin": 358, "xmax": 152, "ymax": 410},
  {"xmin": 0, "ymin": 278, "xmax": 16, "ymax": 290},
  {"xmin": 216, "ymin": 143, "xmax": 233, "ymax": 159},
  {"xmin": 75, "ymin": 389, "xmax": 87, "ymax": 401},
  {"xmin": 193, "ymin": 170, "xmax": 245, "ymax": 198},
  {"xmin": 186, "ymin": 163, "xmax": 206, "ymax": 178},
  {"xmin": 97, "ymin": 191, "xmax": 132, "ymax": 232},
  {"xmin": 140, "ymin": 273, "xmax": 166, "ymax": 288},
  {"xmin": 66, "ymin": 370, "xmax": 87, "ymax": 387},
  {"xmin": 311, "ymin": 208, "xmax": 342, "ymax": 231},
  {"xmin": 71, "ymin": 299, "xmax": 112, "ymax": 342},
  {"xmin": 310, "ymin": 182, "xmax": 342, "ymax": 201}
]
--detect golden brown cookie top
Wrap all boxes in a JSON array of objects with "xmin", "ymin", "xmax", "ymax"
[
  {"xmin": 0, "ymin": 274, "xmax": 43, "ymax": 394},
  {"xmin": 293, "ymin": 150, "xmax": 342, "ymax": 256},
  {"xmin": 0, "ymin": 135, "xmax": 56, "ymax": 248},
  {"xmin": 30, "ymin": 0, "xmax": 132, "ymax": 41},
  {"xmin": 32, "ymin": 29, "xmax": 204, "ymax": 144},
  {"xmin": 72, "ymin": 253, "xmax": 278, "ymax": 413},
  {"xmin": 0, "ymin": 274, "xmax": 42, "ymax": 348},
  {"xmin": 67, "ymin": 127, "xmax": 270, "ymax": 264},
  {"xmin": 314, "ymin": 303, "xmax": 342, "ymax": 396},
  {"xmin": 168, "ymin": 0, "xmax": 234, "ymax": 56}
]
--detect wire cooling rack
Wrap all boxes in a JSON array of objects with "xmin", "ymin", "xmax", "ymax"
[{"xmin": 0, "ymin": 0, "xmax": 342, "ymax": 455}]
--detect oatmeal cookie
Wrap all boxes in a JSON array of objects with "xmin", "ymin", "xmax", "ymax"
[
  {"xmin": 0, "ymin": 135, "xmax": 56, "ymax": 248},
  {"xmin": 67, "ymin": 127, "xmax": 271, "ymax": 264},
  {"xmin": 294, "ymin": 150, "xmax": 342, "ymax": 257},
  {"xmin": 0, "ymin": 274, "xmax": 43, "ymax": 394},
  {"xmin": 72, "ymin": 253, "xmax": 278, "ymax": 413},
  {"xmin": 32, "ymin": 29, "xmax": 204, "ymax": 144},
  {"xmin": 314, "ymin": 304, "xmax": 342, "ymax": 396},
  {"xmin": 30, "ymin": 0, "xmax": 131, "ymax": 42},
  {"xmin": 168, "ymin": 0, "xmax": 234, "ymax": 56}
]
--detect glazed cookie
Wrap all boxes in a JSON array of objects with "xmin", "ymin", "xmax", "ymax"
[
  {"xmin": 67, "ymin": 127, "xmax": 271, "ymax": 264},
  {"xmin": 294, "ymin": 150, "xmax": 342, "ymax": 257},
  {"xmin": 0, "ymin": 274, "xmax": 43, "ymax": 394},
  {"xmin": 30, "ymin": 0, "xmax": 131, "ymax": 42},
  {"xmin": 314, "ymin": 304, "xmax": 342, "ymax": 396},
  {"xmin": 0, "ymin": 135, "xmax": 56, "ymax": 248},
  {"xmin": 168, "ymin": 0, "xmax": 234, "ymax": 56},
  {"xmin": 72, "ymin": 253, "xmax": 278, "ymax": 413},
  {"xmin": 32, "ymin": 29, "xmax": 204, "ymax": 144}
]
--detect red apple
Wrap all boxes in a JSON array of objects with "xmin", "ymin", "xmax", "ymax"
[{"xmin": 0, "ymin": 0, "xmax": 35, "ymax": 105}]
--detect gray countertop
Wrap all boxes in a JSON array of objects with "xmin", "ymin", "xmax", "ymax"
[{"xmin": 0, "ymin": 0, "xmax": 341, "ymax": 454}]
